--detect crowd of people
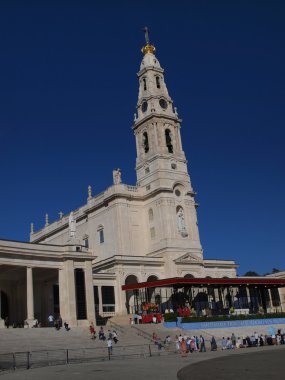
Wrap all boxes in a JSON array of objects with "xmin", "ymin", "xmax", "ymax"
[
  {"xmin": 220, "ymin": 330, "xmax": 285, "ymax": 349},
  {"xmin": 174, "ymin": 333, "xmax": 207, "ymax": 355},
  {"xmin": 171, "ymin": 328, "xmax": 285, "ymax": 356},
  {"xmin": 48, "ymin": 314, "xmax": 70, "ymax": 331},
  {"xmin": 89, "ymin": 323, "xmax": 119, "ymax": 354}
]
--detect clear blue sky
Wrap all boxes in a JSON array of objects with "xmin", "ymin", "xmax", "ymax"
[{"xmin": 0, "ymin": 1, "xmax": 284, "ymax": 275}]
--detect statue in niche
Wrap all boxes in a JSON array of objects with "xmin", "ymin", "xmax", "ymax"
[
  {"xmin": 69, "ymin": 212, "xmax": 76, "ymax": 238},
  {"xmin": 142, "ymin": 132, "xmax": 149, "ymax": 153},
  {"xmin": 113, "ymin": 168, "xmax": 122, "ymax": 185},
  {"xmin": 165, "ymin": 129, "xmax": 173, "ymax": 153},
  {"xmin": 177, "ymin": 207, "xmax": 188, "ymax": 237}
]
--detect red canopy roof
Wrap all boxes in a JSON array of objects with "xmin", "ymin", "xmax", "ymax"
[{"xmin": 122, "ymin": 277, "xmax": 285, "ymax": 291}]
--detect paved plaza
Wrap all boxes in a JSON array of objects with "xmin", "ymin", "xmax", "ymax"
[{"xmin": 0, "ymin": 345, "xmax": 284, "ymax": 380}]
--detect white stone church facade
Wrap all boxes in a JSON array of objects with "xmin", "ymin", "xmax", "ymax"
[{"xmin": 0, "ymin": 38, "xmax": 238, "ymax": 327}]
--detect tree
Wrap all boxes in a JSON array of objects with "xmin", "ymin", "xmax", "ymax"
[
  {"xmin": 272, "ymin": 268, "xmax": 281, "ymax": 274},
  {"xmin": 264, "ymin": 268, "xmax": 282, "ymax": 276},
  {"xmin": 244, "ymin": 271, "xmax": 259, "ymax": 277}
]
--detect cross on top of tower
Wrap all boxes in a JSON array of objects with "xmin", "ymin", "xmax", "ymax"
[
  {"xmin": 141, "ymin": 26, "xmax": 156, "ymax": 55},
  {"xmin": 143, "ymin": 26, "xmax": 150, "ymax": 44}
]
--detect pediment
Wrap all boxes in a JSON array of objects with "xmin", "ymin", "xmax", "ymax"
[{"xmin": 174, "ymin": 253, "xmax": 202, "ymax": 264}]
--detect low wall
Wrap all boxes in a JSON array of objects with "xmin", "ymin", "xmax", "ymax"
[{"xmin": 164, "ymin": 317, "xmax": 285, "ymax": 330}]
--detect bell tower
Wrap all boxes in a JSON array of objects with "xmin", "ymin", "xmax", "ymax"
[
  {"xmin": 132, "ymin": 29, "xmax": 203, "ymax": 266},
  {"xmin": 133, "ymin": 28, "xmax": 193, "ymax": 194}
]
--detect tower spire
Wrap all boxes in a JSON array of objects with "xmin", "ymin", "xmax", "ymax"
[{"xmin": 133, "ymin": 35, "xmax": 189, "ymax": 191}]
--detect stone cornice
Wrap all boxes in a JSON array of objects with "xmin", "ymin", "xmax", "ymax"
[
  {"xmin": 93, "ymin": 255, "xmax": 164, "ymax": 272},
  {"xmin": 203, "ymin": 259, "xmax": 239, "ymax": 269},
  {"xmin": 135, "ymin": 153, "xmax": 187, "ymax": 170},
  {"xmin": 133, "ymin": 113, "xmax": 181, "ymax": 131},
  {"xmin": 137, "ymin": 66, "xmax": 164, "ymax": 77},
  {"xmin": 0, "ymin": 239, "xmax": 94, "ymax": 263}
]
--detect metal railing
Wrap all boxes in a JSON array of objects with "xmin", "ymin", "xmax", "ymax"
[{"xmin": 0, "ymin": 344, "xmax": 166, "ymax": 373}]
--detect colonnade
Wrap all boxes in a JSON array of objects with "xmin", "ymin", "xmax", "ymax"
[{"xmin": 10, "ymin": 261, "xmax": 96, "ymax": 328}]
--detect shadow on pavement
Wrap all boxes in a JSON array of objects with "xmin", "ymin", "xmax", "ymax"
[{"xmin": 177, "ymin": 347, "xmax": 285, "ymax": 380}]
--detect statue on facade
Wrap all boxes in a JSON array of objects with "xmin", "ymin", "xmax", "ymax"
[
  {"xmin": 177, "ymin": 207, "xmax": 188, "ymax": 236},
  {"xmin": 113, "ymin": 168, "xmax": 122, "ymax": 185},
  {"xmin": 142, "ymin": 133, "xmax": 149, "ymax": 153},
  {"xmin": 69, "ymin": 212, "xmax": 76, "ymax": 238}
]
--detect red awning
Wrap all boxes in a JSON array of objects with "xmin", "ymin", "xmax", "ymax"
[{"xmin": 122, "ymin": 277, "xmax": 285, "ymax": 291}]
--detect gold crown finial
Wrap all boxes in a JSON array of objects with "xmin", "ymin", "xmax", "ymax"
[
  {"xmin": 141, "ymin": 26, "xmax": 156, "ymax": 55},
  {"xmin": 141, "ymin": 44, "xmax": 156, "ymax": 55}
]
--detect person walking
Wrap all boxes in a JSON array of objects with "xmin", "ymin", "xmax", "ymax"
[
  {"xmin": 210, "ymin": 336, "xmax": 217, "ymax": 351},
  {"xmin": 107, "ymin": 337, "xmax": 113, "ymax": 356},
  {"xmin": 113, "ymin": 330, "xmax": 118, "ymax": 344},
  {"xmin": 175, "ymin": 335, "xmax": 180, "ymax": 353},
  {"xmin": 221, "ymin": 337, "xmax": 227, "ymax": 350},
  {"xmin": 180, "ymin": 338, "xmax": 187, "ymax": 356},
  {"xmin": 89, "ymin": 322, "xmax": 96, "ymax": 339},
  {"xmin": 99, "ymin": 327, "xmax": 106, "ymax": 341},
  {"xmin": 231, "ymin": 333, "xmax": 236, "ymax": 348},
  {"xmin": 199, "ymin": 335, "xmax": 206, "ymax": 352},
  {"xmin": 48, "ymin": 314, "xmax": 54, "ymax": 327}
]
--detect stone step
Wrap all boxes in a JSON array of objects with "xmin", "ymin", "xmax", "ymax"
[{"xmin": 1, "ymin": 322, "xmax": 284, "ymax": 355}]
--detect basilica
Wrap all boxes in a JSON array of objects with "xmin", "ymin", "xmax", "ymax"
[{"xmin": 0, "ymin": 35, "xmax": 283, "ymax": 327}]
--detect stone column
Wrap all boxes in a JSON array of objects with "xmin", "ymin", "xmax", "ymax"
[
  {"xmin": 98, "ymin": 285, "xmax": 103, "ymax": 315},
  {"xmin": 26, "ymin": 267, "xmax": 34, "ymax": 325},
  {"xmin": 58, "ymin": 268, "xmax": 66, "ymax": 322},
  {"xmin": 0, "ymin": 289, "xmax": 4, "ymax": 328},
  {"xmin": 246, "ymin": 287, "xmax": 251, "ymax": 309},
  {"xmin": 63, "ymin": 260, "xmax": 77, "ymax": 326},
  {"xmin": 84, "ymin": 261, "xmax": 95, "ymax": 323},
  {"xmin": 268, "ymin": 289, "xmax": 274, "ymax": 312},
  {"xmin": 113, "ymin": 284, "xmax": 118, "ymax": 314}
]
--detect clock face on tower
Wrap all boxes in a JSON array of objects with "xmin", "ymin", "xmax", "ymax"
[
  {"xmin": 159, "ymin": 98, "xmax": 168, "ymax": 109},
  {"xmin": 142, "ymin": 101, "xmax": 148, "ymax": 113}
]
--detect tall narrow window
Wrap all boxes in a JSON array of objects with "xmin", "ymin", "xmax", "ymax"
[
  {"xmin": 156, "ymin": 76, "xmax": 161, "ymax": 89},
  {"xmin": 98, "ymin": 225, "xmax": 104, "ymax": 243},
  {"xmin": 148, "ymin": 208, "xmax": 154, "ymax": 221},
  {"xmin": 165, "ymin": 129, "xmax": 173, "ymax": 153},
  {"xmin": 143, "ymin": 78, "xmax": 147, "ymax": 91},
  {"xmin": 143, "ymin": 132, "xmax": 149, "ymax": 153}
]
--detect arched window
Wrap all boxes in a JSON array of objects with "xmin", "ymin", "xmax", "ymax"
[
  {"xmin": 184, "ymin": 274, "xmax": 195, "ymax": 279},
  {"xmin": 156, "ymin": 76, "xmax": 161, "ymax": 89},
  {"xmin": 143, "ymin": 78, "xmax": 147, "ymax": 91},
  {"xmin": 165, "ymin": 129, "xmax": 173, "ymax": 153},
  {"xmin": 125, "ymin": 275, "xmax": 139, "ymax": 314},
  {"xmin": 148, "ymin": 208, "xmax": 154, "ymax": 221},
  {"xmin": 97, "ymin": 225, "xmax": 104, "ymax": 244},
  {"xmin": 143, "ymin": 132, "xmax": 149, "ymax": 153}
]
